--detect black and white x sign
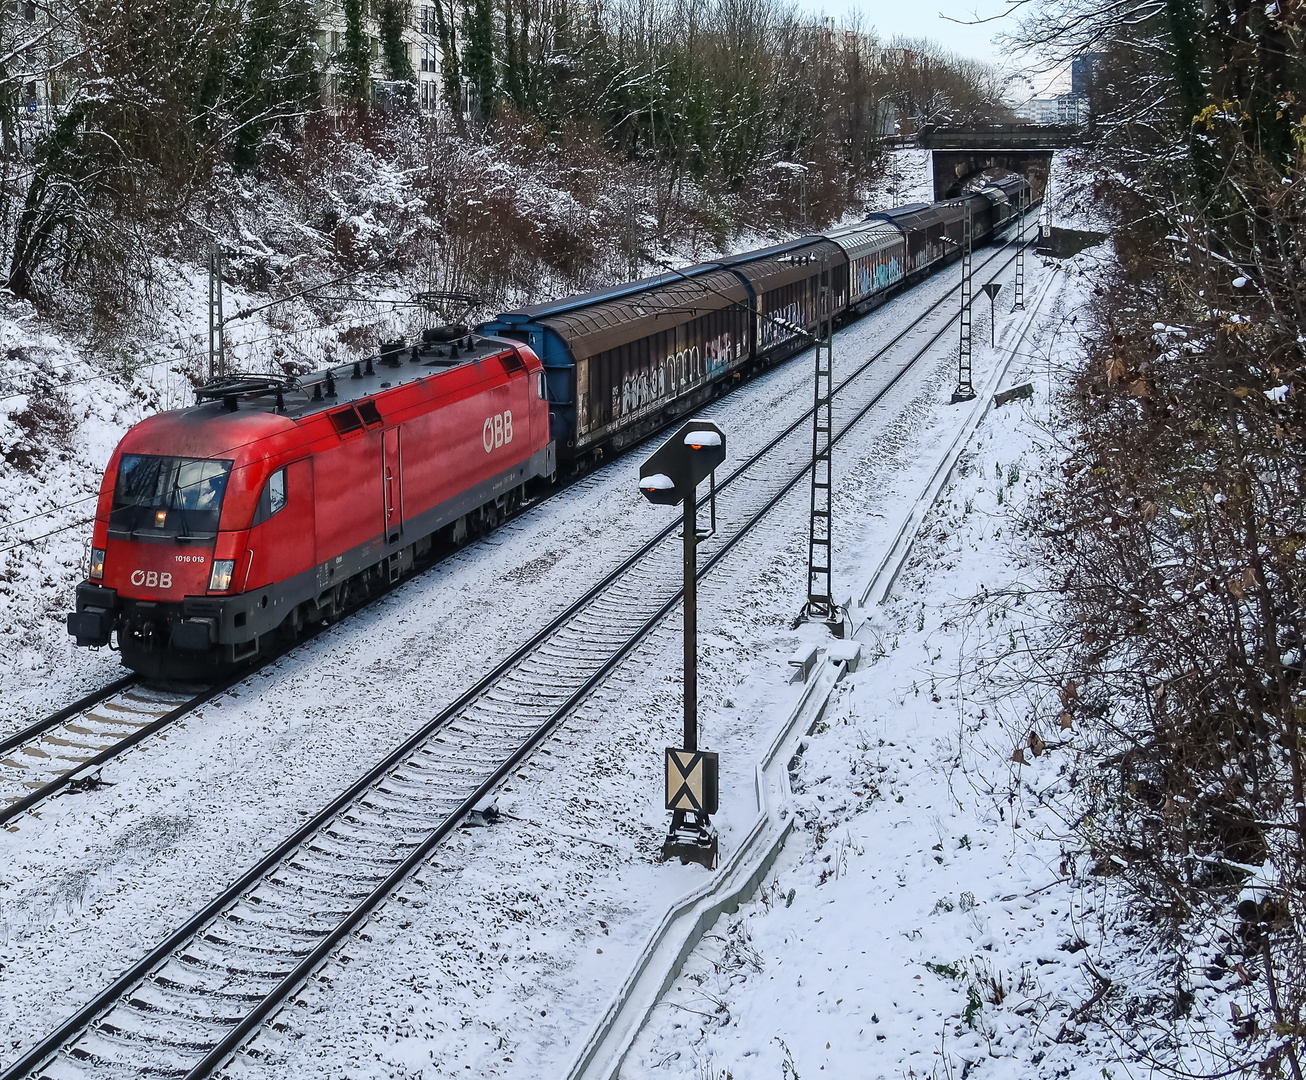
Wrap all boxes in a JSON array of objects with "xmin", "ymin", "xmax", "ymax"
[{"xmin": 665, "ymin": 748, "xmax": 719, "ymax": 814}]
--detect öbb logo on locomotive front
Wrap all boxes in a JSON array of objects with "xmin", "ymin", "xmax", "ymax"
[
  {"xmin": 482, "ymin": 410, "xmax": 514, "ymax": 453},
  {"xmin": 130, "ymin": 570, "xmax": 174, "ymax": 589}
]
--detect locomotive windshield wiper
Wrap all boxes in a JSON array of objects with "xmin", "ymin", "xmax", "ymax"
[{"xmin": 169, "ymin": 471, "xmax": 193, "ymax": 539}]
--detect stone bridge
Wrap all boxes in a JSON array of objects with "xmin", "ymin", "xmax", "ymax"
[{"xmin": 917, "ymin": 124, "xmax": 1082, "ymax": 201}]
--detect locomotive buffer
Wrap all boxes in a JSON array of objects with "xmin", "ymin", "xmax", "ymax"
[{"xmin": 639, "ymin": 420, "xmax": 727, "ymax": 870}]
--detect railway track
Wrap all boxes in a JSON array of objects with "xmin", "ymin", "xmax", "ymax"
[
  {"xmin": 2, "ymin": 226, "xmax": 1038, "ymax": 1080},
  {"xmin": 0, "ymin": 217, "xmax": 1033, "ymax": 833},
  {"xmin": 0, "ymin": 676, "xmax": 138, "ymax": 762},
  {"xmin": 0, "ymin": 674, "xmax": 267, "ymax": 828}
]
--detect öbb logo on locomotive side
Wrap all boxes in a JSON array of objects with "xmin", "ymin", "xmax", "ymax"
[
  {"xmin": 482, "ymin": 410, "xmax": 514, "ymax": 453},
  {"xmin": 130, "ymin": 570, "xmax": 173, "ymax": 588}
]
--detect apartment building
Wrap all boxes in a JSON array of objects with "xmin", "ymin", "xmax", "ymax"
[
  {"xmin": 315, "ymin": 0, "xmax": 451, "ymax": 116},
  {"xmin": 6, "ymin": 0, "xmax": 78, "ymax": 126},
  {"xmin": 1011, "ymin": 93, "xmax": 1088, "ymax": 127}
]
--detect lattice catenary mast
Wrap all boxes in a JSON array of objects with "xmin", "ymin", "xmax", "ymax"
[
  {"xmin": 952, "ymin": 203, "xmax": 976, "ymax": 403},
  {"xmin": 803, "ymin": 262, "xmax": 837, "ymax": 625},
  {"xmin": 208, "ymin": 244, "xmax": 226, "ymax": 380},
  {"xmin": 1013, "ymin": 188, "xmax": 1027, "ymax": 311}
]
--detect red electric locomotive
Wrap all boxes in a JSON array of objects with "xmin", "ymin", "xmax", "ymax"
[{"xmin": 67, "ymin": 334, "xmax": 556, "ymax": 679}]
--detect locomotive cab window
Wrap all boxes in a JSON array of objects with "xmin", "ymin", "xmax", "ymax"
[
  {"xmin": 109, "ymin": 455, "xmax": 233, "ymax": 540},
  {"xmin": 253, "ymin": 468, "xmax": 288, "ymax": 526},
  {"xmin": 537, "ymin": 371, "xmax": 547, "ymax": 399},
  {"xmin": 356, "ymin": 400, "xmax": 383, "ymax": 427},
  {"xmin": 501, "ymin": 351, "xmax": 526, "ymax": 374}
]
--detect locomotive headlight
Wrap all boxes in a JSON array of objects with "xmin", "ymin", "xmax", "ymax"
[
  {"xmin": 89, "ymin": 548, "xmax": 105, "ymax": 581},
  {"xmin": 154, "ymin": 509, "xmax": 167, "ymax": 528},
  {"xmin": 208, "ymin": 559, "xmax": 235, "ymax": 592}
]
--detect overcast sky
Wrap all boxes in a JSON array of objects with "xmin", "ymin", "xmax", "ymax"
[{"xmin": 801, "ymin": 0, "xmax": 1067, "ymax": 95}]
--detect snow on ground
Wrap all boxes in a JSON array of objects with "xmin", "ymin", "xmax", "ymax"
[
  {"xmin": 1045, "ymin": 149, "xmax": 1115, "ymax": 236},
  {"xmin": 864, "ymin": 148, "xmax": 934, "ymax": 212},
  {"xmin": 0, "ymin": 304, "xmax": 154, "ymax": 711},
  {"xmin": 0, "ymin": 150, "xmax": 1147, "ymax": 1080},
  {"xmin": 625, "ymin": 247, "xmax": 1121, "ymax": 1080},
  {"xmin": 0, "ymin": 231, "xmax": 1035, "ymax": 1073},
  {"xmin": 216, "ymin": 254, "xmax": 1057, "ymax": 1080}
]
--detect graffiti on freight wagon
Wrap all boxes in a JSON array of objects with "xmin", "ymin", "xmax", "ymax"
[
  {"xmin": 857, "ymin": 257, "xmax": 903, "ymax": 297},
  {"xmin": 615, "ymin": 365, "xmax": 667, "ymax": 419},
  {"xmin": 704, "ymin": 332, "xmax": 733, "ymax": 378},
  {"xmin": 759, "ymin": 302, "xmax": 803, "ymax": 348},
  {"xmin": 609, "ymin": 333, "xmax": 734, "ymax": 425}
]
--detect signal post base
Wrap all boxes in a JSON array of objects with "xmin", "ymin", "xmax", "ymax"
[
  {"xmin": 796, "ymin": 603, "xmax": 849, "ymax": 640},
  {"xmin": 661, "ymin": 812, "xmax": 719, "ymax": 870}
]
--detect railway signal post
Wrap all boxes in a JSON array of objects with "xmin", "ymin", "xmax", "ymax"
[{"xmin": 639, "ymin": 419, "xmax": 727, "ymax": 869}]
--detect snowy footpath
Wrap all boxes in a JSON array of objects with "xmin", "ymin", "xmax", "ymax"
[{"xmin": 623, "ymin": 254, "xmax": 1123, "ymax": 1080}]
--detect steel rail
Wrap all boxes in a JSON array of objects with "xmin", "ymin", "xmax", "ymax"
[
  {"xmin": 0, "ymin": 678, "xmax": 248, "ymax": 828},
  {"xmin": 0, "ymin": 552, "xmax": 478, "ymax": 826},
  {"xmin": 3, "ymin": 230, "xmax": 1032, "ymax": 1080},
  {"xmin": 0, "ymin": 567, "xmax": 439, "ymax": 828},
  {"xmin": 183, "ymin": 236, "xmax": 1034, "ymax": 1080},
  {"xmin": 0, "ymin": 675, "xmax": 138, "ymax": 758}
]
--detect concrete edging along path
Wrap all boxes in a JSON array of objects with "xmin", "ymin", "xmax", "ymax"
[
  {"xmin": 853, "ymin": 266, "xmax": 1063, "ymax": 617},
  {"xmin": 565, "ymin": 657, "xmax": 846, "ymax": 1080}
]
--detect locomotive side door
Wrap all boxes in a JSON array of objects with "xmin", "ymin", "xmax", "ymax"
[{"xmin": 382, "ymin": 427, "xmax": 403, "ymax": 544}]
